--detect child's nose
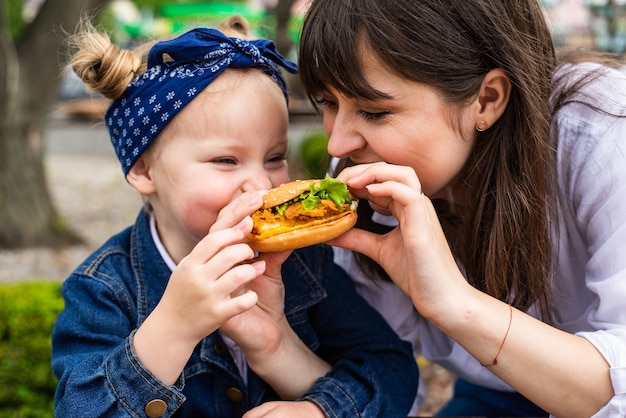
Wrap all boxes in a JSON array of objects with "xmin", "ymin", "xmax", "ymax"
[{"xmin": 242, "ymin": 173, "xmax": 272, "ymax": 192}]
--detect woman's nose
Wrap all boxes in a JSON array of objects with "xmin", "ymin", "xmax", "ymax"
[{"xmin": 324, "ymin": 111, "xmax": 365, "ymax": 159}]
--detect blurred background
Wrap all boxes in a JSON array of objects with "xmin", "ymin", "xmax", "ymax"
[
  {"xmin": 0, "ymin": 0, "xmax": 624, "ymax": 416},
  {"xmin": 47, "ymin": 0, "xmax": 626, "ymax": 121}
]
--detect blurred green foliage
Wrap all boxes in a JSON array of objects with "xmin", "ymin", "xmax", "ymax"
[
  {"xmin": 299, "ymin": 130, "xmax": 330, "ymax": 179},
  {"xmin": 0, "ymin": 281, "xmax": 64, "ymax": 417},
  {"xmin": 136, "ymin": 0, "xmax": 247, "ymax": 13},
  {"xmin": 3, "ymin": 0, "xmax": 247, "ymax": 40},
  {"xmin": 5, "ymin": 0, "xmax": 25, "ymax": 38}
]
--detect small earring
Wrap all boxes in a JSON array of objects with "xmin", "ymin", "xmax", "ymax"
[{"xmin": 476, "ymin": 121, "xmax": 488, "ymax": 132}]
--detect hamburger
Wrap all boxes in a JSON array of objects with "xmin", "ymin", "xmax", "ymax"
[{"xmin": 247, "ymin": 177, "xmax": 358, "ymax": 252}]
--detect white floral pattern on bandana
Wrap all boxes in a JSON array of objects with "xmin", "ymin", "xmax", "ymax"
[{"xmin": 105, "ymin": 28, "xmax": 297, "ymax": 175}]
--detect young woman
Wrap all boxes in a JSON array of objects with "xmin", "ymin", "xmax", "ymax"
[{"xmin": 298, "ymin": 1, "xmax": 626, "ymax": 417}]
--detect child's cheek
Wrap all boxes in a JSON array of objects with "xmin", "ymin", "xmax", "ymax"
[{"xmin": 182, "ymin": 194, "xmax": 222, "ymax": 234}]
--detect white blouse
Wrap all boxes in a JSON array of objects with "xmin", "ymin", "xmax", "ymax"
[{"xmin": 333, "ymin": 62, "xmax": 626, "ymax": 417}]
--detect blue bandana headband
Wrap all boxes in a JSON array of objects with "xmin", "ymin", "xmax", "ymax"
[{"xmin": 105, "ymin": 28, "xmax": 298, "ymax": 175}]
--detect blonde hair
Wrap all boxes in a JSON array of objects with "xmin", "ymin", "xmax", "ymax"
[{"xmin": 68, "ymin": 15, "xmax": 253, "ymax": 100}]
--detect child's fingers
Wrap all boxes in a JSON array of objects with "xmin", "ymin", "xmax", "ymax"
[
  {"xmin": 224, "ymin": 289, "xmax": 258, "ymax": 317},
  {"xmin": 184, "ymin": 223, "xmax": 254, "ymax": 265},
  {"xmin": 210, "ymin": 191, "xmax": 265, "ymax": 234},
  {"xmin": 199, "ymin": 242, "xmax": 257, "ymax": 280},
  {"xmin": 205, "ymin": 262, "xmax": 263, "ymax": 320},
  {"xmin": 212, "ymin": 260, "xmax": 265, "ymax": 296}
]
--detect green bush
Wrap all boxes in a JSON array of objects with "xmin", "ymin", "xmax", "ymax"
[
  {"xmin": 299, "ymin": 131, "xmax": 331, "ymax": 179},
  {"xmin": 0, "ymin": 281, "xmax": 63, "ymax": 418}
]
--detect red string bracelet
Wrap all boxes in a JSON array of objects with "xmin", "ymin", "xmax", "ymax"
[{"xmin": 481, "ymin": 304, "xmax": 513, "ymax": 368}]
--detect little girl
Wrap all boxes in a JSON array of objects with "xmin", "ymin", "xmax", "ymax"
[{"xmin": 51, "ymin": 17, "xmax": 418, "ymax": 418}]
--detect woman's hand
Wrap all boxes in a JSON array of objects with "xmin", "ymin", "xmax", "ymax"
[{"xmin": 332, "ymin": 162, "xmax": 469, "ymax": 317}]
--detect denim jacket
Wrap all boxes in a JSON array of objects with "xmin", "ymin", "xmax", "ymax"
[{"xmin": 52, "ymin": 210, "xmax": 418, "ymax": 417}]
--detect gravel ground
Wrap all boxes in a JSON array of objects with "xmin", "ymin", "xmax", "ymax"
[
  {"xmin": 0, "ymin": 117, "xmax": 454, "ymax": 415},
  {"xmin": 0, "ymin": 153, "xmax": 140, "ymax": 283}
]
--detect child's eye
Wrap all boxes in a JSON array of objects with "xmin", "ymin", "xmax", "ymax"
[
  {"xmin": 212, "ymin": 157, "xmax": 237, "ymax": 165},
  {"xmin": 266, "ymin": 154, "xmax": 287, "ymax": 167},
  {"xmin": 357, "ymin": 109, "xmax": 391, "ymax": 122}
]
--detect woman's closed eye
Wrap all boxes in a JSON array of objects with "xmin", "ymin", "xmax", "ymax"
[
  {"xmin": 315, "ymin": 97, "xmax": 337, "ymax": 110},
  {"xmin": 316, "ymin": 96, "xmax": 390, "ymax": 122},
  {"xmin": 357, "ymin": 109, "xmax": 391, "ymax": 122}
]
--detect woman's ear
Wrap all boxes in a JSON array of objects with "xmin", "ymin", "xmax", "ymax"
[
  {"xmin": 474, "ymin": 68, "xmax": 511, "ymax": 130},
  {"xmin": 126, "ymin": 156, "xmax": 156, "ymax": 195}
]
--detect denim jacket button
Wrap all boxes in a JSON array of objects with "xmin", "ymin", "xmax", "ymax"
[
  {"xmin": 226, "ymin": 387, "xmax": 244, "ymax": 403},
  {"xmin": 144, "ymin": 399, "xmax": 167, "ymax": 417},
  {"xmin": 213, "ymin": 342, "xmax": 227, "ymax": 356}
]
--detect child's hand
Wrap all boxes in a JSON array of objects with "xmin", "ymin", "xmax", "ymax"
[
  {"xmin": 220, "ymin": 249, "xmax": 292, "ymax": 354},
  {"xmin": 211, "ymin": 190, "xmax": 293, "ymax": 356},
  {"xmin": 212, "ymin": 191, "xmax": 332, "ymax": 399},
  {"xmin": 220, "ymin": 249, "xmax": 333, "ymax": 401},
  {"xmin": 159, "ymin": 218, "xmax": 262, "ymax": 343},
  {"xmin": 213, "ymin": 193, "xmax": 332, "ymax": 399},
  {"xmin": 133, "ymin": 218, "xmax": 262, "ymax": 385},
  {"xmin": 243, "ymin": 400, "xmax": 326, "ymax": 418}
]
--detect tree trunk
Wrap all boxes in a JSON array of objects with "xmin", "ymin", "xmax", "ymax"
[
  {"xmin": 271, "ymin": 0, "xmax": 297, "ymax": 57},
  {"xmin": 0, "ymin": 0, "xmax": 110, "ymax": 248},
  {"xmin": 270, "ymin": 0, "xmax": 304, "ymax": 101}
]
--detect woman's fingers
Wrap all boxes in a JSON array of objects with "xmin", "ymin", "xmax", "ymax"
[
  {"xmin": 338, "ymin": 163, "xmax": 423, "ymax": 212},
  {"xmin": 339, "ymin": 163, "xmax": 423, "ymax": 193},
  {"xmin": 328, "ymin": 228, "xmax": 385, "ymax": 264}
]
